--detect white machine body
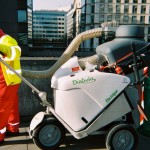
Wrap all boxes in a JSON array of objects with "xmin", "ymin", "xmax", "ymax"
[{"xmin": 51, "ymin": 57, "xmax": 131, "ymax": 132}]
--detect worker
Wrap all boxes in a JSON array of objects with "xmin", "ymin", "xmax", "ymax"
[{"xmin": 0, "ymin": 29, "xmax": 22, "ymax": 144}]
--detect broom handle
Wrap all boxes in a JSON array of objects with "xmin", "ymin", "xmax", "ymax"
[{"xmin": 0, "ymin": 58, "xmax": 41, "ymax": 94}]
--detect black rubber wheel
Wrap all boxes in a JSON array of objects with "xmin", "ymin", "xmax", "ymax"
[
  {"xmin": 32, "ymin": 117, "xmax": 66, "ymax": 150},
  {"xmin": 105, "ymin": 123, "xmax": 138, "ymax": 150}
]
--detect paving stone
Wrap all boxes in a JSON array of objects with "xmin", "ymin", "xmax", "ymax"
[{"xmin": 1, "ymin": 121, "xmax": 150, "ymax": 150}]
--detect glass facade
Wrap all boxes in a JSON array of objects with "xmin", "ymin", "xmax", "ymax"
[
  {"xmin": 33, "ymin": 11, "xmax": 66, "ymax": 40},
  {"xmin": 18, "ymin": 10, "xmax": 27, "ymax": 22},
  {"xmin": 27, "ymin": 0, "xmax": 32, "ymax": 7},
  {"xmin": 69, "ymin": 0, "xmax": 150, "ymax": 50},
  {"xmin": 18, "ymin": 33, "xmax": 28, "ymax": 45},
  {"xmin": 18, "ymin": 0, "xmax": 33, "ymax": 48},
  {"xmin": 81, "ymin": 0, "xmax": 85, "ymax": 6},
  {"xmin": 80, "ymin": 0, "xmax": 86, "ymax": 32}
]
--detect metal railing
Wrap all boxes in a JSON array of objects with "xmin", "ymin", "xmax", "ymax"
[{"xmin": 28, "ymin": 48, "xmax": 96, "ymax": 57}]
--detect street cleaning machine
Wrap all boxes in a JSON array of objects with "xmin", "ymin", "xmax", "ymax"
[{"xmin": 1, "ymin": 25, "xmax": 150, "ymax": 150}]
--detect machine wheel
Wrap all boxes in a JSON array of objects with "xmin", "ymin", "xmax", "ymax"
[
  {"xmin": 105, "ymin": 123, "xmax": 138, "ymax": 150},
  {"xmin": 32, "ymin": 117, "xmax": 66, "ymax": 150}
]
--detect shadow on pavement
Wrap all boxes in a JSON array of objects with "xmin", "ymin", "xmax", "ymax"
[
  {"xmin": 59, "ymin": 134, "xmax": 106, "ymax": 150},
  {"xmin": 5, "ymin": 132, "xmax": 28, "ymax": 138},
  {"xmin": 0, "ymin": 139, "xmax": 33, "ymax": 145}
]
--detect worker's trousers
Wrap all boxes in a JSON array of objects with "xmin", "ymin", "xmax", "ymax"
[{"xmin": 0, "ymin": 83, "xmax": 20, "ymax": 141}]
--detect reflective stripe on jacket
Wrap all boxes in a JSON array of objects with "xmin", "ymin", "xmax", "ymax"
[
  {"xmin": 0, "ymin": 35, "xmax": 22, "ymax": 85},
  {"xmin": 0, "ymin": 127, "xmax": 6, "ymax": 134}
]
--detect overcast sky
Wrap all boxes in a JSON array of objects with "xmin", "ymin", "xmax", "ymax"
[{"xmin": 33, "ymin": 0, "xmax": 73, "ymax": 11}]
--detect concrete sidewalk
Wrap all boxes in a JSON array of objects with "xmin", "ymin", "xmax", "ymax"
[
  {"xmin": 1, "ymin": 121, "xmax": 150, "ymax": 150},
  {"xmin": 0, "ymin": 122, "xmax": 38, "ymax": 150},
  {"xmin": 0, "ymin": 121, "xmax": 106, "ymax": 150}
]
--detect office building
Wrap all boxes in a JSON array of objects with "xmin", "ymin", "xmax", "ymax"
[
  {"xmin": 95, "ymin": 0, "xmax": 150, "ymax": 41},
  {"xmin": 67, "ymin": 5, "xmax": 75, "ymax": 44},
  {"xmin": 67, "ymin": 0, "xmax": 82, "ymax": 40},
  {"xmin": 78, "ymin": 0, "xmax": 150, "ymax": 50},
  {"xmin": 33, "ymin": 10, "xmax": 67, "ymax": 49},
  {"xmin": 0, "ymin": 0, "xmax": 33, "ymax": 56}
]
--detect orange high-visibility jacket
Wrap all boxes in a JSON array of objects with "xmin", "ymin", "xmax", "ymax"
[{"xmin": 0, "ymin": 35, "xmax": 22, "ymax": 85}]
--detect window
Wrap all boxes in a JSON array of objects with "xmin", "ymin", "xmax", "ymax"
[
  {"xmin": 100, "ymin": 15, "xmax": 104, "ymax": 22},
  {"xmin": 116, "ymin": 0, "xmax": 121, "ymax": 3},
  {"xmin": 91, "ymin": 15, "xmax": 94, "ymax": 22},
  {"xmin": 124, "ymin": 16, "xmax": 129, "ymax": 22},
  {"xmin": 133, "ymin": 6, "xmax": 137, "ymax": 14},
  {"xmin": 107, "ymin": 15, "xmax": 112, "ymax": 21},
  {"xmin": 124, "ymin": 0, "xmax": 129, "ymax": 3},
  {"xmin": 90, "ymin": 39, "xmax": 94, "ymax": 49},
  {"xmin": 142, "ymin": 0, "xmax": 146, "ymax": 3},
  {"xmin": 148, "ymin": 27, "xmax": 150, "ymax": 34},
  {"xmin": 132, "ymin": 16, "xmax": 137, "ymax": 23},
  {"xmin": 100, "ymin": 4, "xmax": 105, "ymax": 12},
  {"xmin": 100, "ymin": 0, "xmax": 105, "ymax": 2},
  {"xmin": 141, "ymin": 6, "xmax": 146, "ymax": 14},
  {"xmin": 91, "ymin": 5, "xmax": 95, "ymax": 13},
  {"xmin": 140, "ymin": 16, "xmax": 145, "ymax": 23},
  {"xmin": 108, "ymin": 5, "xmax": 113, "ymax": 13},
  {"xmin": 18, "ymin": 10, "xmax": 27, "ymax": 22},
  {"xmin": 90, "ymin": 25, "xmax": 94, "ymax": 29},
  {"xmin": 115, "ymin": 15, "xmax": 120, "ymax": 22},
  {"xmin": 124, "ymin": 5, "xmax": 129, "ymax": 13},
  {"xmin": 133, "ymin": 0, "xmax": 138, "ymax": 3},
  {"xmin": 148, "ymin": 36, "xmax": 150, "ymax": 43},
  {"xmin": 116, "ymin": 5, "xmax": 121, "ymax": 13}
]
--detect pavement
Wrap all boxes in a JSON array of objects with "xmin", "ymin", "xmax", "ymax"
[
  {"xmin": 0, "ymin": 121, "xmax": 106, "ymax": 150},
  {"xmin": 1, "ymin": 121, "xmax": 150, "ymax": 150}
]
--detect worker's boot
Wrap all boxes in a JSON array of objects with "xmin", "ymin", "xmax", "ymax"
[{"xmin": 6, "ymin": 123, "xmax": 19, "ymax": 136}]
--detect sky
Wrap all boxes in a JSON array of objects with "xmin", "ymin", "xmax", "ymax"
[{"xmin": 33, "ymin": 0, "xmax": 73, "ymax": 11}]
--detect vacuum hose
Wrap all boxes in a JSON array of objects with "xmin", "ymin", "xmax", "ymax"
[{"xmin": 22, "ymin": 28, "xmax": 102, "ymax": 79}]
